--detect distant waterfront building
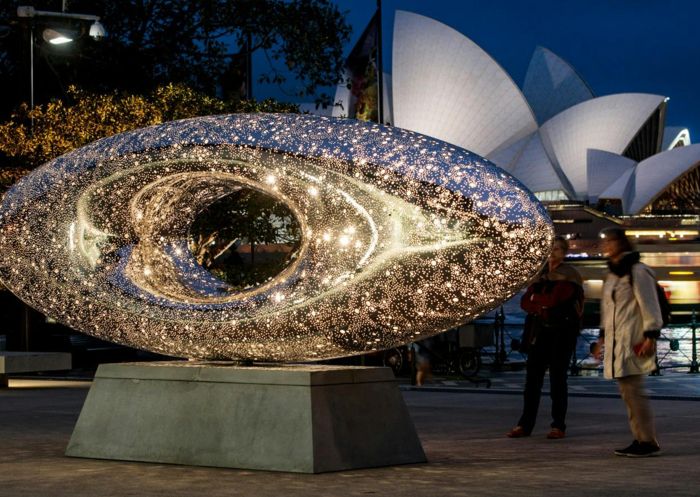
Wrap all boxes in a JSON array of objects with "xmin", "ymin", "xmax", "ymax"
[{"xmin": 380, "ymin": 11, "xmax": 700, "ymax": 217}]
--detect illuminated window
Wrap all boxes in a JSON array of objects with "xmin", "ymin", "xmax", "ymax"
[{"xmin": 534, "ymin": 190, "xmax": 569, "ymax": 201}]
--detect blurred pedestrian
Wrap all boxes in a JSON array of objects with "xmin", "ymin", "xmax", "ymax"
[
  {"xmin": 593, "ymin": 227, "xmax": 661, "ymax": 457},
  {"xmin": 507, "ymin": 236, "xmax": 583, "ymax": 439},
  {"xmin": 412, "ymin": 338, "xmax": 433, "ymax": 386}
]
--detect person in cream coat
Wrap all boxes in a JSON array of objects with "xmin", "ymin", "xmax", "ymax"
[{"xmin": 595, "ymin": 227, "xmax": 662, "ymax": 457}]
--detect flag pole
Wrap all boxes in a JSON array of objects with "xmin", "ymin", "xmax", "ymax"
[{"xmin": 376, "ymin": 0, "xmax": 384, "ymax": 124}]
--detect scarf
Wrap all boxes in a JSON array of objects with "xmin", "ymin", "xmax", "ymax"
[{"xmin": 607, "ymin": 251, "xmax": 640, "ymax": 277}]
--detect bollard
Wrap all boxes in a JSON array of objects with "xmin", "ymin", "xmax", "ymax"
[
  {"xmin": 569, "ymin": 338, "xmax": 580, "ymax": 376},
  {"xmin": 498, "ymin": 307, "xmax": 507, "ymax": 365},
  {"xmin": 690, "ymin": 310, "xmax": 699, "ymax": 374},
  {"xmin": 492, "ymin": 307, "xmax": 506, "ymax": 371}
]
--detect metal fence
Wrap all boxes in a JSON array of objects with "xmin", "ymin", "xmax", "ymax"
[{"xmin": 486, "ymin": 308, "xmax": 700, "ymax": 375}]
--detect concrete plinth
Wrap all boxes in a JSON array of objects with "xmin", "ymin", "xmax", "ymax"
[
  {"xmin": 0, "ymin": 352, "xmax": 72, "ymax": 387},
  {"xmin": 66, "ymin": 362, "xmax": 426, "ymax": 473}
]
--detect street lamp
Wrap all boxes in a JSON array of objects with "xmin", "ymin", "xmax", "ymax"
[
  {"xmin": 17, "ymin": 5, "xmax": 107, "ymax": 121},
  {"xmin": 42, "ymin": 28, "xmax": 77, "ymax": 45}
]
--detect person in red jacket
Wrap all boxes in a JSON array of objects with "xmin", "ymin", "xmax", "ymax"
[{"xmin": 507, "ymin": 236, "xmax": 583, "ymax": 439}]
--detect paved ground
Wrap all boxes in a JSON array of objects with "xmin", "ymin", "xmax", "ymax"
[{"xmin": 1, "ymin": 371, "xmax": 699, "ymax": 497}]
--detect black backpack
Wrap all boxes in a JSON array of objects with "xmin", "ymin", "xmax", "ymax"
[
  {"xmin": 655, "ymin": 283, "xmax": 672, "ymax": 326},
  {"xmin": 630, "ymin": 265, "xmax": 672, "ymax": 326}
]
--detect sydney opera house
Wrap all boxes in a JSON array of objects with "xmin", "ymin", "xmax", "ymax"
[{"xmin": 331, "ymin": 11, "xmax": 700, "ymax": 305}]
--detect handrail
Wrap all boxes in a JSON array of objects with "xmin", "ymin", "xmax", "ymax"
[
  {"xmin": 572, "ymin": 311, "xmax": 700, "ymax": 375},
  {"xmin": 483, "ymin": 310, "xmax": 700, "ymax": 375}
]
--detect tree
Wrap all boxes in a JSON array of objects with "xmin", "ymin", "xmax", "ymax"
[
  {"xmin": 0, "ymin": 0, "xmax": 351, "ymax": 117},
  {"xmin": 189, "ymin": 189, "xmax": 302, "ymax": 290},
  {"xmin": 0, "ymin": 83, "xmax": 299, "ymax": 173}
]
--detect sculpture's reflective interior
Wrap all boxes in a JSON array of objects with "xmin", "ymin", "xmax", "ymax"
[
  {"xmin": 0, "ymin": 114, "xmax": 552, "ymax": 361},
  {"xmin": 188, "ymin": 188, "xmax": 302, "ymax": 293}
]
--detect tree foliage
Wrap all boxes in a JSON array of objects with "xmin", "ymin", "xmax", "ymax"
[
  {"xmin": 189, "ymin": 189, "xmax": 302, "ymax": 290},
  {"xmin": 0, "ymin": 83, "xmax": 298, "ymax": 171}
]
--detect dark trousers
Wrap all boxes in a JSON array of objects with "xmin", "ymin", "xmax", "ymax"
[{"xmin": 517, "ymin": 327, "xmax": 577, "ymax": 433}]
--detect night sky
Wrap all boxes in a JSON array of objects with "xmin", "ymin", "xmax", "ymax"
[{"xmin": 256, "ymin": 0, "xmax": 700, "ymax": 140}]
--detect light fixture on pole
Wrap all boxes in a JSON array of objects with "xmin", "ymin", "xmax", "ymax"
[
  {"xmin": 42, "ymin": 28, "xmax": 76, "ymax": 45},
  {"xmin": 17, "ymin": 5, "xmax": 107, "ymax": 126}
]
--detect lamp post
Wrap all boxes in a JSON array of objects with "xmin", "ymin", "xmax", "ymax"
[{"xmin": 17, "ymin": 5, "xmax": 106, "ymax": 127}]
